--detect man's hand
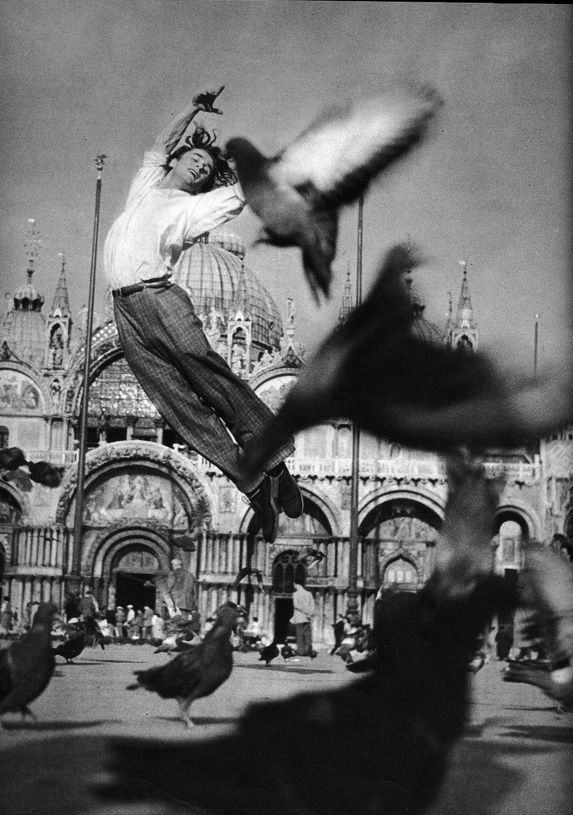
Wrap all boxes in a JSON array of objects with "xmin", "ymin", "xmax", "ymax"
[{"xmin": 192, "ymin": 86, "xmax": 225, "ymax": 115}]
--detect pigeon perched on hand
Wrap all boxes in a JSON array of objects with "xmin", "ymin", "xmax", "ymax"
[
  {"xmin": 227, "ymin": 86, "xmax": 441, "ymax": 301},
  {"xmin": 0, "ymin": 602, "xmax": 58, "ymax": 720},
  {"xmin": 104, "ymin": 455, "xmax": 516, "ymax": 815},
  {"xmin": 127, "ymin": 603, "xmax": 239, "ymax": 728},
  {"xmin": 241, "ymin": 243, "xmax": 573, "ymax": 480}
]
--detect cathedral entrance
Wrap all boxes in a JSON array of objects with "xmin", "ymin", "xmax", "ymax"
[
  {"xmin": 111, "ymin": 548, "xmax": 159, "ymax": 611},
  {"xmin": 271, "ymin": 550, "xmax": 307, "ymax": 643}
]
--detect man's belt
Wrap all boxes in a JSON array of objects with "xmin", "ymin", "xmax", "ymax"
[{"xmin": 112, "ymin": 275, "xmax": 172, "ymax": 297}]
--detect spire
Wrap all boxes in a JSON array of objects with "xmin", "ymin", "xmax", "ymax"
[
  {"xmin": 455, "ymin": 260, "xmax": 476, "ymax": 330},
  {"xmin": 230, "ymin": 261, "xmax": 250, "ymax": 316},
  {"xmin": 447, "ymin": 260, "xmax": 479, "ymax": 352},
  {"xmin": 5, "ymin": 219, "xmax": 46, "ymax": 366},
  {"xmin": 338, "ymin": 268, "xmax": 354, "ymax": 324},
  {"xmin": 50, "ymin": 252, "xmax": 71, "ymax": 318}
]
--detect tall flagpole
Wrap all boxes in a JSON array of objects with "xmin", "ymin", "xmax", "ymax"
[
  {"xmin": 70, "ymin": 155, "xmax": 106, "ymax": 587},
  {"xmin": 533, "ymin": 312, "xmax": 539, "ymax": 378},
  {"xmin": 346, "ymin": 194, "xmax": 364, "ymax": 624}
]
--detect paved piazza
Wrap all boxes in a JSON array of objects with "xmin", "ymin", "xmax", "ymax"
[{"xmin": 1, "ymin": 643, "xmax": 572, "ymax": 814}]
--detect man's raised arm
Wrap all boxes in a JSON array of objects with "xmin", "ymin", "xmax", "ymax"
[{"xmin": 151, "ymin": 86, "xmax": 225, "ymax": 154}]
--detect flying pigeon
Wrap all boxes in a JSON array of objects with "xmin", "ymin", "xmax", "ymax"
[
  {"xmin": 241, "ymin": 243, "xmax": 573, "ymax": 480},
  {"xmin": 227, "ymin": 86, "xmax": 441, "ymax": 301},
  {"xmin": 1, "ymin": 446, "xmax": 62, "ymax": 490},
  {"xmin": 232, "ymin": 565, "xmax": 264, "ymax": 591},
  {"xmin": 502, "ymin": 543, "xmax": 573, "ymax": 711},
  {"xmin": 127, "ymin": 603, "xmax": 239, "ymax": 728},
  {"xmin": 104, "ymin": 456, "xmax": 516, "ymax": 815},
  {"xmin": 0, "ymin": 602, "xmax": 58, "ymax": 719}
]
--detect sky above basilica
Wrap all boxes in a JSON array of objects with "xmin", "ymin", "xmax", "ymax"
[{"xmin": 0, "ymin": 1, "xmax": 570, "ymax": 376}]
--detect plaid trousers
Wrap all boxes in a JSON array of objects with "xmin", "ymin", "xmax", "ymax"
[{"xmin": 113, "ymin": 284, "xmax": 294, "ymax": 493}]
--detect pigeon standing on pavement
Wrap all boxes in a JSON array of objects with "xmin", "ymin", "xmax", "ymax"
[
  {"xmin": 241, "ymin": 243, "xmax": 572, "ymax": 481},
  {"xmin": 127, "ymin": 603, "xmax": 240, "ymax": 728},
  {"xmin": 53, "ymin": 630, "xmax": 87, "ymax": 663},
  {"xmin": 258, "ymin": 641, "xmax": 279, "ymax": 666},
  {"xmin": 104, "ymin": 455, "xmax": 517, "ymax": 815},
  {"xmin": 227, "ymin": 86, "xmax": 441, "ymax": 301},
  {"xmin": 0, "ymin": 602, "xmax": 58, "ymax": 720}
]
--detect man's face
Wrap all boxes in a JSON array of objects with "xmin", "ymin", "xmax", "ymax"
[{"xmin": 172, "ymin": 148, "xmax": 215, "ymax": 193}]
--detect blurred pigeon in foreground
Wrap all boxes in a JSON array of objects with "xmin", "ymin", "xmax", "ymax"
[
  {"xmin": 227, "ymin": 86, "xmax": 441, "ymax": 301},
  {"xmin": 103, "ymin": 455, "xmax": 516, "ymax": 815},
  {"xmin": 502, "ymin": 660, "xmax": 573, "ymax": 713},
  {"xmin": 0, "ymin": 602, "xmax": 58, "ymax": 719},
  {"xmin": 241, "ymin": 244, "xmax": 572, "ymax": 480},
  {"xmin": 502, "ymin": 544, "xmax": 573, "ymax": 711},
  {"xmin": 127, "ymin": 603, "xmax": 239, "ymax": 728}
]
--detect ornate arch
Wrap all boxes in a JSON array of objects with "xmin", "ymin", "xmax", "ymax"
[
  {"xmin": 87, "ymin": 523, "xmax": 172, "ymax": 579},
  {"xmin": 0, "ymin": 359, "xmax": 51, "ymax": 414},
  {"xmin": 360, "ymin": 485, "xmax": 446, "ymax": 537},
  {"xmin": 494, "ymin": 500, "xmax": 542, "ymax": 541},
  {"xmin": 379, "ymin": 545, "xmax": 423, "ymax": 586},
  {"xmin": 63, "ymin": 319, "xmax": 122, "ymax": 416},
  {"xmin": 55, "ymin": 440, "xmax": 214, "ymax": 531}
]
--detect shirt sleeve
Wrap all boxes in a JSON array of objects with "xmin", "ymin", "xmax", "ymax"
[
  {"xmin": 175, "ymin": 185, "xmax": 247, "ymax": 244},
  {"xmin": 126, "ymin": 149, "xmax": 168, "ymax": 208}
]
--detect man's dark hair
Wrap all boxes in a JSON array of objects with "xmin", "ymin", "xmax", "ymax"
[{"xmin": 168, "ymin": 125, "xmax": 237, "ymax": 191}]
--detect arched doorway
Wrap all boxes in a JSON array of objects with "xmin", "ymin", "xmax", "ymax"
[
  {"xmin": 93, "ymin": 525, "xmax": 172, "ymax": 613},
  {"xmin": 113, "ymin": 547, "xmax": 159, "ymax": 611},
  {"xmin": 382, "ymin": 556, "xmax": 419, "ymax": 588},
  {"xmin": 271, "ymin": 550, "xmax": 307, "ymax": 643},
  {"xmin": 362, "ymin": 496, "xmax": 441, "ymax": 590}
]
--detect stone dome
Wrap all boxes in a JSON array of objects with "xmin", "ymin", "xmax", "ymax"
[
  {"xmin": 13, "ymin": 277, "xmax": 44, "ymax": 312},
  {"xmin": 172, "ymin": 230, "xmax": 283, "ymax": 348}
]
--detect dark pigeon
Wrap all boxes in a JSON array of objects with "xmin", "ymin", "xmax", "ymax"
[
  {"xmin": 127, "ymin": 603, "xmax": 239, "ymax": 728},
  {"xmin": 78, "ymin": 616, "xmax": 105, "ymax": 650},
  {"xmin": 227, "ymin": 86, "xmax": 441, "ymax": 301},
  {"xmin": 0, "ymin": 602, "xmax": 58, "ymax": 719},
  {"xmin": 241, "ymin": 243, "xmax": 573, "ymax": 481},
  {"xmin": 280, "ymin": 642, "xmax": 296, "ymax": 661},
  {"xmin": 258, "ymin": 641, "xmax": 279, "ymax": 666},
  {"xmin": 53, "ymin": 631, "xmax": 87, "ymax": 663},
  {"xmin": 104, "ymin": 455, "xmax": 517, "ymax": 815}
]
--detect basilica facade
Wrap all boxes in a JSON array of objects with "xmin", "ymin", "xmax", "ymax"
[{"xmin": 1, "ymin": 227, "xmax": 572, "ymax": 644}]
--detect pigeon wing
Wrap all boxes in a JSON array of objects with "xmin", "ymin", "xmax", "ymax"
[{"xmin": 279, "ymin": 87, "xmax": 441, "ymax": 207}]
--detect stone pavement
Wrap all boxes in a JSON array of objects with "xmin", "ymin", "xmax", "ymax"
[{"xmin": 0, "ymin": 643, "xmax": 572, "ymax": 814}]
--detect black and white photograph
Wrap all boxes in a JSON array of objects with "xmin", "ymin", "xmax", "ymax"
[{"xmin": 0, "ymin": 2, "xmax": 571, "ymax": 813}]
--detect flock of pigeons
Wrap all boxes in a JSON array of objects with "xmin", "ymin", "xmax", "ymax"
[{"xmin": 1, "ymin": 84, "xmax": 572, "ymax": 812}]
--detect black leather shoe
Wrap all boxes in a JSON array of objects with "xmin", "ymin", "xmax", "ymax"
[
  {"xmin": 276, "ymin": 467, "xmax": 304, "ymax": 518},
  {"xmin": 249, "ymin": 475, "xmax": 279, "ymax": 543}
]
